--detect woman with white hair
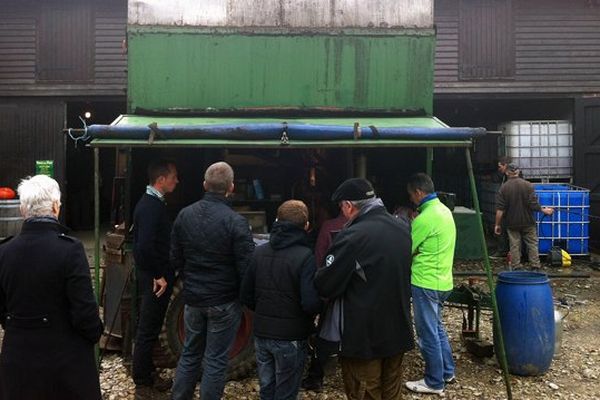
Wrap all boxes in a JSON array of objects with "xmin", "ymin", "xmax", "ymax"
[{"xmin": 0, "ymin": 175, "xmax": 103, "ymax": 400}]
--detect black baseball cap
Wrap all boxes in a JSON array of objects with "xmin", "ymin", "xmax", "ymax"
[{"xmin": 331, "ymin": 178, "xmax": 376, "ymax": 202}]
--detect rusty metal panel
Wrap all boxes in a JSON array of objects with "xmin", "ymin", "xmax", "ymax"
[
  {"xmin": 0, "ymin": 3, "xmax": 37, "ymax": 86},
  {"xmin": 37, "ymin": 1, "xmax": 94, "ymax": 81},
  {"xmin": 129, "ymin": 0, "xmax": 433, "ymax": 28},
  {"xmin": 459, "ymin": 0, "xmax": 514, "ymax": 80},
  {"xmin": 0, "ymin": 100, "xmax": 65, "ymax": 190}
]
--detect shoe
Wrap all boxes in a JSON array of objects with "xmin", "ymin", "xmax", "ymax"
[
  {"xmin": 301, "ymin": 377, "xmax": 323, "ymax": 392},
  {"xmin": 445, "ymin": 375, "xmax": 457, "ymax": 385},
  {"xmin": 489, "ymin": 251, "xmax": 505, "ymax": 259},
  {"xmin": 405, "ymin": 379, "xmax": 444, "ymax": 395}
]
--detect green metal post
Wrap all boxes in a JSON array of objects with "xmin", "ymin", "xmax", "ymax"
[
  {"xmin": 94, "ymin": 147, "xmax": 101, "ymax": 368},
  {"xmin": 426, "ymin": 147, "xmax": 433, "ymax": 176},
  {"xmin": 465, "ymin": 148, "xmax": 512, "ymax": 400}
]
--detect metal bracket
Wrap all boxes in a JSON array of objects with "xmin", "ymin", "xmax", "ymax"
[{"xmin": 280, "ymin": 122, "xmax": 290, "ymax": 146}]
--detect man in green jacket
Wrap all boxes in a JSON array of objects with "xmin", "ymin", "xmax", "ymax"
[{"xmin": 405, "ymin": 173, "xmax": 456, "ymax": 396}]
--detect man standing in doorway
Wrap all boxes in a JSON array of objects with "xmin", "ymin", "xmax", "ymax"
[
  {"xmin": 405, "ymin": 173, "xmax": 456, "ymax": 396},
  {"xmin": 315, "ymin": 178, "xmax": 413, "ymax": 400},
  {"xmin": 170, "ymin": 161, "xmax": 255, "ymax": 400},
  {"xmin": 494, "ymin": 164, "xmax": 554, "ymax": 269},
  {"xmin": 132, "ymin": 160, "xmax": 179, "ymax": 397}
]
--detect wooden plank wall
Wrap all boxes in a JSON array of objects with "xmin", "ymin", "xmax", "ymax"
[
  {"xmin": 435, "ymin": 0, "xmax": 600, "ymax": 94},
  {"xmin": 0, "ymin": 100, "xmax": 66, "ymax": 189},
  {"xmin": 0, "ymin": 0, "xmax": 126, "ymax": 96}
]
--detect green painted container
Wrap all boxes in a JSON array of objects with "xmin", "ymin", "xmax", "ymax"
[
  {"xmin": 128, "ymin": 30, "xmax": 434, "ymax": 114},
  {"xmin": 127, "ymin": 0, "xmax": 435, "ymax": 114}
]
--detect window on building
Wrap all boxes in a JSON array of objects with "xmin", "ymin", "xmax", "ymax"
[
  {"xmin": 37, "ymin": 2, "xmax": 93, "ymax": 82},
  {"xmin": 459, "ymin": 0, "xmax": 514, "ymax": 80}
]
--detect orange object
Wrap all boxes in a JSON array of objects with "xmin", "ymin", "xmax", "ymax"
[{"xmin": 0, "ymin": 187, "xmax": 16, "ymax": 200}]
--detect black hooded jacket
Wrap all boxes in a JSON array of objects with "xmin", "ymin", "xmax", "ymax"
[{"xmin": 241, "ymin": 221, "xmax": 322, "ymax": 340}]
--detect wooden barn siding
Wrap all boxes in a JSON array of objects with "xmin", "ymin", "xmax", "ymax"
[
  {"xmin": 0, "ymin": 100, "xmax": 66, "ymax": 190},
  {"xmin": 434, "ymin": 0, "xmax": 600, "ymax": 94},
  {"xmin": 0, "ymin": 0, "xmax": 127, "ymax": 96}
]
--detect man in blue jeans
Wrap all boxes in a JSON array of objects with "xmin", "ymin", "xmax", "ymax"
[
  {"xmin": 405, "ymin": 173, "xmax": 456, "ymax": 395},
  {"xmin": 170, "ymin": 162, "xmax": 255, "ymax": 400},
  {"xmin": 241, "ymin": 200, "xmax": 321, "ymax": 400}
]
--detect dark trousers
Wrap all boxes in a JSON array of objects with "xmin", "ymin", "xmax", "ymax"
[
  {"xmin": 340, "ymin": 353, "xmax": 405, "ymax": 400},
  {"xmin": 304, "ymin": 335, "xmax": 338, "ymax": 384},
  {"xmin": 255, "ymin": 337, "xmax": 307, "ymax": 400},
  {"xmin": 132, "ymin": 268, "xmax": 174, "ymax": 385}
]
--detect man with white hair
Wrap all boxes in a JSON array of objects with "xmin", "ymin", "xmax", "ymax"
[
  {"xmin": 0, "ymin": 175, "xmax": 103, "ymax": 399},
  {"xmin": 170, "ymin": 161, "xmax": 255, "ymax": 400}
]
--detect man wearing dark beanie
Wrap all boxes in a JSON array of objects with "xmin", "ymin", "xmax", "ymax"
[{"xmin": 314, "ymin": 178, "xmax": 414, "ymax": 399}]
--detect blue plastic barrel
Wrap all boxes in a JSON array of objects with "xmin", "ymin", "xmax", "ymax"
[{"xmin": 496, "ymin": 271, "xmax": 555, "ymax": 376}]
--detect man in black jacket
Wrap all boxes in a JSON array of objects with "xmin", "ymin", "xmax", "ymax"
[
  {"xmin": 132, "ymin": 159, "xmax": 179, "ymax": 396},
  {"xmin": 315, "ymin": 178, "xmax": 413, "ymax": 400},
  {"xmin": 241, "ymin": 200, "xmax": 322, "ymax": 400},
  {"xmin": 170, "ymin": 161, "xmax": 255, "ymax": 400}
]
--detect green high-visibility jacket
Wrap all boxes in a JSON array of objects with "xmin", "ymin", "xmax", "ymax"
[{"xmin": 411, "ymin": 197, "xmax": 456, "ymax": 291}]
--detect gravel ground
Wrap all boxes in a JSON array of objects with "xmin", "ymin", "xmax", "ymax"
[{"xmin": 97, "ymin": 257, "xmax": 600, "ymax": 400}]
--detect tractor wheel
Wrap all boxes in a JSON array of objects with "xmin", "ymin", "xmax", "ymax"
[{"xmin": 155, "ymin": 278, "xmax": 255, "ymax": 379}]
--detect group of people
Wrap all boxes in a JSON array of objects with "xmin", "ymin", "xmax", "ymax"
[
  {"xmin": 0, "ymin": 161, "xmax": 461, "ymax": 400},
  {"xmin": 131, "ymin": 160, "xmax": 459, "ymax": 400}
]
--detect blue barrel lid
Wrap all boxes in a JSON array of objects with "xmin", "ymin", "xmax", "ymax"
[{"xmin": 497, "ymin": 271, "xmax": 549, "ymax": 285}]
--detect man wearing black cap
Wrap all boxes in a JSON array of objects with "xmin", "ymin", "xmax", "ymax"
[
  {"xmin": 314, "ymin": 178, "xmax": 414, "ymax": 399},
  {"xmin": 495, "ymin": 164, "xmax": 554, "ymax": 269}
]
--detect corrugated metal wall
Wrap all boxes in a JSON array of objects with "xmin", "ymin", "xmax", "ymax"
[
  {"xmin": 0, "ymin": 0, "xmax": 127, "ymax": 96},
  {"xmin": 434, "ymin": 0, "xmax": 600, "ymax": 94},
  {"xmin": 0, "ymin": 100, "xmax": 65, "ymax": 190}
]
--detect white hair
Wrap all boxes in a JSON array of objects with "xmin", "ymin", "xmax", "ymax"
[{"xmin": 17, "ymin": 175, "xmax": 61, "ymax": 218}]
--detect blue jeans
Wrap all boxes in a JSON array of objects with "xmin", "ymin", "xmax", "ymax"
[
  {"xmin": 254, "ymin": 337, "xmax": 307, "ymax": 400},
  {"xmin": 171, "ymin": 301, "xmax": 242, "ymax": 400},
  {"xmin": 412, "ymin": 285, "xmax": 455, "ymax": 390}
]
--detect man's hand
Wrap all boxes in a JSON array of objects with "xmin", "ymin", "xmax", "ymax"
[
  {"xmin": 542, "ymin": 207, "xmax": 554, "ymax": 216},
  {"xmin": 494, "ymin": 224, "xmax": 502, "ymax": 235},
  {"xmin": 153, "ymin": 277, "xmax": 168, "ymax": 297}
]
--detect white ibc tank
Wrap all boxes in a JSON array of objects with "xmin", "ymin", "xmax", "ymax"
[{"xmin": 500, "ymin": 120, "xmax": 572, "ymax": 179}]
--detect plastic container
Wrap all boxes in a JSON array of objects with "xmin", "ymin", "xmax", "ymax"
[
  {"xmin": 534, "ymin": 184, "xmax": 589, "ymax": 255},
  {"xmin": 500, "ymin": 120, "xmax": 572, "ymax": 179},
  {"xmin": 495, "ymin": 271, "xmax": 555, "ymax": 376}
]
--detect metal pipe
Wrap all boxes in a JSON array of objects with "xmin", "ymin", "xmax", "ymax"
[
  {"xmin": 94, "ymin": 147, "xmax": 100, "ymax": 368},
  {"xmin": 85, "ymin": 123, "xmax": 487, "ymax": 141},
  {"xmin": 356, "ymin": 153, "xmax": 367, "ymax": 178},
  {"xmin": 426, "ymin": 147, "xmax": 433, "ymax": 176},
  {"xmin": 454, "ymin": 271, "xmax": 590, "ymax": 278},
  {"xmin": 465, "ymin": 148, "xmax": 513, "ymax": 400}
]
